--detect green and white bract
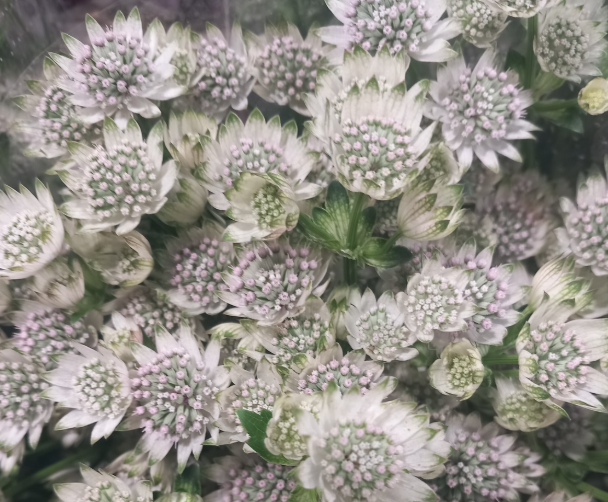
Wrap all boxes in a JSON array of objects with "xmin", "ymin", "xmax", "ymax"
[
  {"xmin": 429, "ymin": 339, "xmax": 484, "ymax": 399},
  {"xmin": 482, "ymin": 0, "xmax": 548, "ymax": 17}
]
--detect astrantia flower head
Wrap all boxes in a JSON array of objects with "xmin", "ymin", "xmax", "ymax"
[
  {"xmin": 447, "ymin": 0, "xmax": 508, "ymax": 47},
  {"xmin": 208, "ymin": 322, "xmax": 264, "ymax": 371},
  {"xmin": 13, "ymin": 305, "xmax": 100, "ymax": 369},
  {"xmin": 54, "ymin": 465, "xmax": 152, "ymax": 502},
  {"xmin": 164, "ymin": 110, "xmax": 217, "ymax": 170},
  {"xmin": 344, "ymin": 288, "xmax": 417, "ymax": 362},
  {"xmin": 397, "ymin": 176, "xmax": 465, "ymax": 240},
  {"xmin": 100, "ymin": 311, "xmax": 143, "ymax": 361},
  {"xmin": 399, "ymin": 258, "xmax": 476, "ymax": 342},
  {"xmin": 491, "ymin": 377, "xmax": 561, "ymax": 432},
  {"xmin": 128, "ymin": 328, "xmax": 230, "ymax": 471},
  {"xmin": 29, "ymin": 256, "xmax": 85, "ymax": 309},
  {"xmin": 482, "ymin": 0, "xmax": 548, "ymax": 17},
  {"xmin": 158, "ymin": 171, "xmax": 208, "ymax": 228},
  {"xmin": 42, "ymin": 343, "xmax": 131, "ymax": 443},
  {"xmin": 434, "ymin": 413, "xmax": 543, "ymax": 501},
  {"xmin": 220, "ymin": 239, "xmax": 329, "ymax": 325},
  {"xmin": 193, "ymin": 23, "xmax": 255, "ymax": 118},
  {"xmin": 536, "ymin": 404, "xmax": 594, "ymax": 459},
  {"xmin": 528, "ymin": 256, "xmax": 591, "ymax": 310},
  {"xmin": 14, "ymin": 58, "xmax": 97, "ymax": 158},
  {"xmin": 578, "ymin": 77, "xmax": 608, "ymax": 115},
  {"xmin": 556, "ymin": 163, "xmax": 608, "ymax": 276},
  {"xmin": 70, "ymin": 230, "xmax": 154, "ymax": 287},
  {"xmin": 426, "ymin": 49, "xmax": 535, "ymax": 172},
  {"xmin": 429, "ymin": 339, "xmax": 484, "ymax": 399},
  {"xmin": 223, "ymin": 172, "xmax": 300, "ymax": 243},
  {"xmin": 416, "ymin": 142, "xmax": 463, "ymax": 185},
  {"xmin": 286, "ymin": 344, "xmax": 391, "ymax": 396},
  {"xmin": 516, "ymin": 301, "xmax": 608, "ymax": 412},
  {"xmin": 198, "ymin": 110, "xmax": 321, "ymax": 210},
  {"xmin": 159, "ymin": 224, "xmax": 234, "ymax": 315},
  {"xmin": 297, "ymin": 381, "xmax": 450, "ymax": 502},
  {"xmin": 51, "ymin": 8, "xmax": 186, "ymax": 127},
  {"xmin": 61, "ymin": 118, "xmax": 177, "ymax": 234},
  {"xmin": 0, "ymin": 350, "xmax": 53, "ymax": 452},
  {"xmin": 206, "ymin": 451, "xmax": 297, "ymax": 502},
  {"xmin": 0, "ymin": 181, "xmax": 64, "ymax": 280},
  {"xmin": 535, "ymin": 0, "xmax": 608, "ymax": 82},
  {"xmin": 319, "ymin": 0, "xmax": 460, "ymax": 62},
  {"xmin": 216, "ymin": 359, "xmax": 282, "ymax": 444},
  {"xmin": 327, "ymin": 79, "xmax": 436, "ymax": 199},
  {"xmin": 150, "ymin": 21, "xmax": 198, "ymax": 88}
]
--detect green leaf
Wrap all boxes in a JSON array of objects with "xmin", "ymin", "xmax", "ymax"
[
  {"xmin": 173, "ymin": 464, "xmax": 201, "ymax": 494},
  {"xmin": 359, "ymin": 240, "xmax": 412, "ymax": 268},
  {"xmin": 534, "ymin": 100, "xmax": 584, "ymax": 133},
  {"xmin": 288, "ymin": 486, "xmax": 320, "ymax": 502},
  {"xmin": 236, "ymin": 409, "xmax": 299, "ymax": 466}
]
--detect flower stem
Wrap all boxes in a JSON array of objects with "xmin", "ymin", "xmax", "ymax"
[
  {"xmin": 344, "ymin": 191, "xmax": 366, "ymax": 286},
  {"xmin": 524, "ymin": 15, "xmax": 538, "ymax": 89},
  {"xmin": 343, "ymin": 257, "xmax": 357, "ymax": 286},
  {"xmin": 482, "ymin": 354, "xmax": 519, "ymax": 367},
  {"xmin": 533, "ymin": 98, "xmax": 579, "ymax": 111},
  {"xmin": 576, "ymin": 482, "xmax": 608, "ymax": 502}
]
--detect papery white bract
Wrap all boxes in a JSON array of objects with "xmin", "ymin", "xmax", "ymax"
[
  {"xmin": 164, "ymin": 110, "xmax": 218, "ymax": 170},
  {"xmin": 528, "ymin": 256, "xmax": 590, "ymax": 310},
  {"xmin": 482, "ymin": 0, "xmax": 548, "ymax": 17},
  {"xmin": 30, "ymin": 256, "xmax": 85, "ymax": 309},
  {"xmin": 429, "ymin": 339, "xmax": 484, "ymax": 399},
  {"xmin": 447, "ymin": 0, "xmax": 508, "ymax": 47},
  {"xmin": 100, "ymin": 311, "xmax": 143, "ymax": 362},
  {"xmin": 150, "ymin": 21, "xmax": 199, "ymax": 88}
]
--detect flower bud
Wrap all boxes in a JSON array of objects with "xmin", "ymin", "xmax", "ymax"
[
  {"xmin": 429, "ymin": 340, "xmax": 485, "ymax": 399},
  {"xmin": 578, "ymin": 78, "xmax": 608, "ymax": 115}
]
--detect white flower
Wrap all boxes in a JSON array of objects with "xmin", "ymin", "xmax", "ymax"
[
  {"xmin": 517, "ymin": 301, "xmax": 608, "ymax": 412},
  {"xmin": 13, "ymin": 57, "xmax": 97, "ymax": 158},
  {"xmin": 556, "ymin": 163, "xmax": 608, "ymax": 276},
  {"xmin": 220, "ymin": 240, "xmax": 330, "ymax": 325},
  {"xmin": 42, "ymin": 343, "xmax": 131, "ymax": 443},
  {"xmin": 70, "ymin": 230, "xmax": 154, "ymax": 287},
  {"xmin": 535, "ymin": 0, "xmax": 608, "ymax": 82},
  {"xmin": 491, "ymin": 377, "xmax": 562, "ymax": 432},
  {"xmin": 327, "ymin": 79, "xmax": 435, "ymax": 200},
  {"xmin": 193, "ymin": 23, "xmax": 255, "ymax": 119},
  {"xmin": 51, "ymin": 8, "xmax": 186, "ymax": 127},
  {"xmin": 60, "ymin": 118, "xmax": 177, "ymax": 234},
  {"xmin": 223, "ymin": 172, "xmax": 300, "ymax": 243},
  {"xmin": 0, "ymin": 350, "xmax": 53, "ymax": 452},
  {"xmin": 528, "ymin": 493, "xmax": 592, "ymax": 502},
  {"xmin": 397, "ymin": 177, "xmax": 465, "ymax": 240},
  {"xmin": 54, "ymin": 465, "xmax": 152, "ymax": 502},
  {"xmin": 344, "ymin": 288, "xmax": 417, "ymax": 362},
  {"xmin": 216, "ymin": 359, "xmax": 283, "ymax": 444},
  {"xmin": 164, "ymin": 110, "xmax": 218, "ymax": 170},
  {"xmin": 536, "ymin": 404, "xmax": 595, "ymax": 460},
  {"xmin": 208, "ymin": 322, "xmax": 264, "ymax": 371},
  {"xmin": 100, "ymin": 312, "xmax": 143, "ymax": 362},
  {"xmin": 578, "ymin": 77, "xmax": 608, "ymax": 115},
  {"xmin": 482, "ymin": 0, "xmax": 548, "ymax": 17},
  {"xmin": 297, "ymin": 382, "xmax": 450, "ymax": 502},
  {"xmin": 0, "ymin": 181, "xmax": 64, "ymax": 280},
  {"xmin": 205, "ymin": 451, "xmax": 297, "ymax": 502},
  {"xmin": 426, "ymin": 49, "xmax": 535, "ymax": 172},
  {"xmin": 197, "ymin": 109, "xmax": 321, "ymax": 210},
  {"xmin": 435, "ymin": 413, "xmax": 544, "ymax": 501},
  {"xmin": 0, "ymin": 441, "xmax": 24, "ymax": 476},
  {"xmin": 429, "ymin": 339, "xmax": 484, "ymax": 399},
  {"xmin": 158, "ymin": 171, "xmax": 209, "ymax": 228},
  {"xmin": 447, "ymin": 0, "xmax": 509, "ymax": 47},
  {"xmin": 30, "ymin": 256, "xmax": 85, "ymax": 309},
  {"xmin": 319, "ymin": 0, "xmax": 460, "ymax": 62},
  {"xmin": 150, "ymin": 21, "xmax": 199, "ymax": 88},
  {"xmin": 305, "ymin": 45, "xmax": 409, "ymax": 144},
  {"xmin": 529, "ymin": 256, "xmax": 591, "ymax": 310},
  {"xmin": 159, "ymin": 224, "xmax": 234, "ymax": 315},
  {"xmin": 127, "ymin": 327, "xmax": 230, "ymax": 471},
  {"xmin": 399, "ymin": 258, "xmax": 476, "ymax": 342},
  {"xmin": 247, "ymin": 22, "xmax": 338, "ymax": 115},
  {"xmin": 417, "ymin": 142, "xmax": 464, "ymax": 185}
]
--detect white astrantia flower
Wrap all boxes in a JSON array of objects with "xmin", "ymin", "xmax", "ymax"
[
  {"xmin": 100, "ymin": 312, "xmax": 143, "ymax": 362},
  {"xmin": 60, "ymin": 117, "xmax": 177, "ymax": 234},
  {"xmin": 50, "ymin": 8, "xmax": 186, "ymax": 128},
  {"xmin": 285, "ymin": 344, "xmax": 391, "ymax": 396},
  {"xmin": 208, "ymin": 322, "xmax": 264, "ymax": 371},
  {"xmin": 126, "ymin": 327, "xmax": 230, "ymax": 472},
  {"xmin": 319, "ymin": 0, "xmax": 460, "ymax": 62},
  {"xmin": 447, "ymin": 0, "xmax": 508, "ymax": 47},
  {"xmin": 220, "ymin": 240, "xmax": 330, "ymax": 325},
  {"xmin": 0, "ymin": 441, "xmax": 24, "ymax": 476},
  {"xmin": 0, "ymin": 180, "xmax": 64, "ymax": 280},
  {"xmin": 297, "ymin": 381, "xmax": 450, "ymax": 502},
  {"xmin": 193, "ymin": 23, "xmax": 255, "ymax": 119},
  {"xmin": 482, "ymin": 0, "xmax": 548, "ymax": 17},
  {"xmin": 528, "ymin": 493, "xmax": 592, "ymax": 502},
  {"xmin": 157, "ymin": 170, "xmax": 208, "ymax": 228},
  {"xmin": 556, "ymin": 163, "xmax": 608, "ymax": 276},
  {"xmin": 536, "ymin": 403, "xmax": 595, "ymax": 460},
  {"xmin": 429, "ymin": 339, "xmax": 484, "ymax": 399},
  {"xmin": 197, "ymin": 110, "xmax": 321, "ymax": 210},
  {"xmin": 105, "ymin": 449, "xmax": 177, "ymax": 495},
  {"xmin": 12, "ymin": 304, "xmax": 100, "ymax": 369},
  {"xmin": 491, "ymin": 377, "xmax": 562, "ymax": 432},
  {"xmin": 223, "ymin": 172, "xmax": 300, "ymax": 243},
  {"xmin": 54, "ymin": 465, "xmax": 152, "ymax": 502},
  {"xmin": 398, "ymin": 258, "xmax": 476, "ymax": 342},
  {"xmin": 13, "ymin": 57, "xmax": 98, "ymax": 159},
  {"xmin": 158, "ymin": 224, "xmax": 234, "ymax": 315},
  {"xmin": 303, "ymin": 135, "xmax": 336, "ymax": 196},
  {"xmin": 397, "ymin": 176, "xmax": 465, "ymax": 241},
  {"xmin": 305, "ymin": 45, "xmax": 409, "ymax": 144},
  {"xmin": 516, "ymin": 300, "xmax": 608, "ymax": 412},
  {"xmin": 216, "ymin": 359, "xmax": 283, "ymax": 444},
  {"xmin": 528, "ymin": 256, "xmax": 591, "ymax": 310},
  {"xmin": 149, "ymin": 21, "xmax": 199, "ymax": 88},
  {"xmin": 327, "ymin": 79, "xmax": 435, "ymax": 200},
  {"xmin": 265, "ymin": 393, "xmax": 322, "ymax": 461},
  {"xmin": 426, "ymin": 49, "xmax": 535, "ymax": 172},
  {"xmin": 164, "ymin": 110, "xmax": 218, "ymax": 170},
  {"xmin": 30, "ymin": 256, "xmax": 85, "ymax": 309},
  {"xmin": 535, "ymin": 0, "xmax": 608, "ymax": 83},
  {"xmin": 70, "ymin": 230, "xmax": 154, "ymax": 287},
  {"xmin": 326, "ymin": 284, "xmax": 359, "ymax": 341},
  {"xmin": 0, "ymin": 350, "xmax": 53, "ymax": 452},
  {"xmin": 42, "ymin": 343, "xmax": 132, "ymax": 443},
  {"xmin": 205, "ymin": 451, "xmax": 297, "ymax": 502},
  {"xmin": 344, "ymin": 288, "xmax": 417, "ymax": 362},
  {"xmin": 247, "ymin": 22, "xmax": 338, "ymax": 115},
  {"xmin": 416, "ymin": 142, "xmax": 464, "ymax": 185},
  {"xmin": 433, "ymin": 413, "xmax": 544, "ymax": 501}
]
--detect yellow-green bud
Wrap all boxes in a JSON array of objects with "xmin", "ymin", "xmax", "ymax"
[{"xmin": 578, "ymin": 77, "xmax": 608, "ymax": 115}]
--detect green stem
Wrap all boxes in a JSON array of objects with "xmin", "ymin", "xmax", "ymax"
[
  {"xmin": 343, "ymin": 257, "xmax": 357, "ymax": 286},
  {"xmin": 482, "ymin": 354, "xmax": 519, "ymax": 367},
  {"xmin": 576, "ymin": 482, "xmax": 608, "ymax": 502},
  {"xmin": 344, "ymin": 192, "xmax": 366, "ymax": 285},
  {"xmin": 524, "ymin": 15, "xmax": 538, "ymax": 89},
  {"xmin": 533, "ymin": 98, "xmax": 579, "ymax": 111}
]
